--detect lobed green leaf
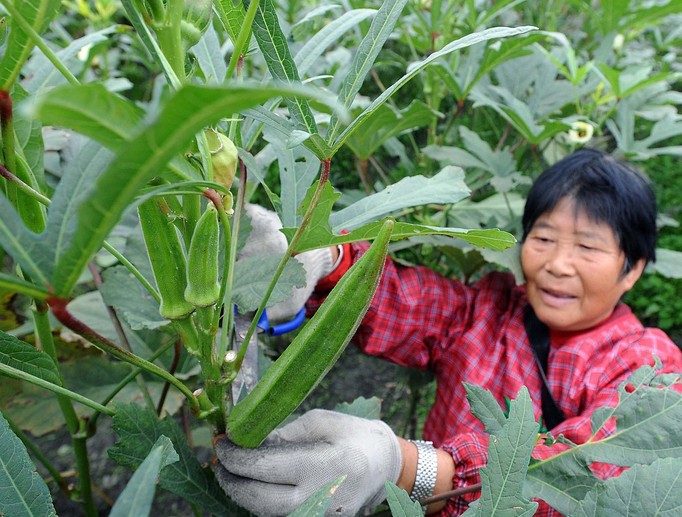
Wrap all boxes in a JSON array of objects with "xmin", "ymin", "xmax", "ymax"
[
  {"xmin": 573, "ymin": 457, "xmax": 682, "ymax": 516},
  {"xmin": 109, "ymin": 436, "xmax": 179, "ymax": 517},
  {"xmin": 109, "ymin": 403, "xmax": 243, "ymax": 515},
  {"xmin": 465, "ymin": 387, "xmax": 538, "ymax": 516}
]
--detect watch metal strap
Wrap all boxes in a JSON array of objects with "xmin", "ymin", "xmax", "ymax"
[{"xmin": 409, "ymin": 440, "xmax": 437, "ymax": 503}]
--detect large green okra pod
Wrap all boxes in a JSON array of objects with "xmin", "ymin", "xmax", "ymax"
[
  {"xmin": 138, "ymin": 198, "xmax": 194, "ymax": 320},
  {"xmin": 227, "ymin": 219, "xmax": 394, "ymax": 447}
]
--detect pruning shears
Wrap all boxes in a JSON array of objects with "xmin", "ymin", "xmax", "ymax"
[{"xmin": 231, "ymin": 308, "xmax": 306, "ymax": 402}]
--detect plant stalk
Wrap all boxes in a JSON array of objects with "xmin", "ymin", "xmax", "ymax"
[
  {"xmin": 233, "ymin": 158, "xmax": 332, "ymax": 370},
  {"xmin": 48, "ymin": 297, "xmax": 200, "ymax": 412}
]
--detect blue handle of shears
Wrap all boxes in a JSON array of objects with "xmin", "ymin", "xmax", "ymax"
[{"xmin": 257, "ymin": 307, "xmax": 306, "ymax": 336}]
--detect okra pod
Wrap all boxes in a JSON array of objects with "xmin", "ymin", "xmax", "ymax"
[
  {"xmin": 184, "ymin": 204, "xmax": 221, "ymax": 307},
  {"xmin": 138, "ymin": 198, "xmax": 195, "ymax": 320},
  {"xmin": 227, "ymin": 219, "xmax": 394, "ymax": 447}
]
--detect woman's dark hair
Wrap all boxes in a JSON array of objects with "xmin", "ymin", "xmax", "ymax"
[{"xmin": 522, "ymin": 148, "xmax": 657, "ymax": 273}]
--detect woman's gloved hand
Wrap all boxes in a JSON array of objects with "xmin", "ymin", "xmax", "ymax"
[
  {"xmin": 213, "ymin": 409, "xmax": 402, "ymax": 516},
  {"xmin": 238, "ymin": 204, "xmax": 336, "ymax": 322}
]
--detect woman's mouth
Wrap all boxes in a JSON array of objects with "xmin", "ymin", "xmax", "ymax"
[{"xmin": 539, "ymin": 287, "xmax": 577, "ymax": 307}]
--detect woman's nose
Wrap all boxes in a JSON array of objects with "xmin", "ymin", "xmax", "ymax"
[{"xmin": 544, "ymin": 244, "xmax": 576, "ymax": 276}]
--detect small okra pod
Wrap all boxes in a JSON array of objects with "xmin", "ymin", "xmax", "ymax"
[
  {"xmin": 138, "ymin": 198, "xmax": 195, "ymax": 320},
  {"xmin": 184, "ymin": 204, "xmax": 221, "ymax": 308}
]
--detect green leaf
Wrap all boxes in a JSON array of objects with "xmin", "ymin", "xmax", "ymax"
[
  {"xmin": 621, "ymin": 0, "xmax": 682, "ymax": 32},
  {"xmin": 333, "ymin": 396, "xmax": 382, "ymax": 419},
  {"xmin": 192, "ymin": 24, "xmax": 227, "ymax": 84},
  {"xmin": 109, "ymin": 403, "xmax": 241, "ymax": 515},
  {"xmin": 327, "ymin": 0, "xmax": 409, "ymax": 144},
  {"xmin": 582, "ymin": 381, "xmax": 682, "ymax": 466},
  {"xmin": 23, "ymin": 26, "xmax": 117, "ymax": 93},
  {"xmin": 294, "ymin": 9, "xmax": 377, "ymax": 77},
  {"xmin": 0, "ymin": 196, "xmax": 48, "ymax": 287},
  {"xmin": 99, "ymin": 266, "xmax": 169, "ymax": 331},
  {"xmin": 109, "ymin": 436, "xmax": 179, "ymax": 517},
  {"xmin": 465, "ymin": 387, "xmax": 538, "ymax": 516},
  {"xmin": 38, "ymin": 141, "xmax": 114, "ymax": 283},
  {"xmin": 233, "ymin": 254, "xmax": 306, "ymax": 313},
  {"xmin": 247, "ymin": 0, "xmax": 317, "ymax": 134},
  {"xmin": 0, "ymin": 410, "xmax": 56, "ymax": 517},
  {"xmin": 330, "ymin": 167, "xmax": 471, "ymax": 231},
  {"xmin": 288, "ymin": 477, "xmax": 346, "ymax": 517},
  {"xmin": 344, "ymin": 100, "xmax": 439, "ymax": 160},
  {"xmin": 598, "ymin": 0, "xmax": 630, "ymax": 35},
  {"xmin": 12, "ymin": 84, "xmax": 45, "ymax": 189},
  {"xmin": 385, "ymin": 481, "xmax": 424, "ymax": 517},
  {"xmin": 0, "ymin": 273, "xmax": 50, "ymax": 300},
  {"xmin": 573, "ymin": 458, "xmax": 682, "ymax": 517},
  {"xmin": 282, "ymin": 181, "xmax": 515, "ymax": 253},
  {"xmin": 0, "ymin": 0, "xmax": 62, "ymax": 89},
  {"xmin": 648, "ymin": 248, "xmax": 682, "ymax": 279},
  {"xmin": 331, "ymin": 25, "xmax": 537, "ymax": 154},
  {"xmin": 36, "ymin": 83, "xmax": 339, "ymax": 296},
  {"xmin": 464, "ymin": 382, "xmax": 507, "ymax": 435},
  {"xmin": 215, "ymin": 0, "xmax": 246, "ymax": 48},
  {"xmin": 262, "ymin": 128, "xmax": 320, "ymax": 228},
  {"xmin": 0, "ymin": 330, "xmax": 61, "ymax": 386},
  {"xmin": 25, "ymin": 83, "xmax": 144, "ymax": 151},
  {"xmin": 465, "ymin": 33, "xmax": 544, "ymax": 98},
  {"xmin": 525, "ymin": 452, "xmax": 598, "ymax": 516}
]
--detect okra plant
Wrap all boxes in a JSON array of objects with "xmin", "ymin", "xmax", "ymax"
[{"xmin": 1, "ymin": 0, "xmax": 682, "ymax": 515}]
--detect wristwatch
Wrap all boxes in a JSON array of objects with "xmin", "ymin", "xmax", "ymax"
[{"xmin": 409, "ymin": 440, "xmax": 438, "ymax": 503}]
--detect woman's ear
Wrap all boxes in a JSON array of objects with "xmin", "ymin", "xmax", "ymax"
[{"xmin": 622, "ymin": 258, "xmax": 647, "ymax": 291}]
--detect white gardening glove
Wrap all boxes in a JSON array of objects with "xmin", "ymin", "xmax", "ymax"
[
  {"xmin": 213, "ymin": 409, "xmax": 402, "ymax": 516},
  {"xmin": 239, "ymin": 203, "xmax": 336, "ymax": 322}
]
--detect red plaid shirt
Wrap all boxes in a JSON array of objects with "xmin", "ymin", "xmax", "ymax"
[{"xmin": 310, "ymin": 242, "xmax": 682, "ymax": 516}]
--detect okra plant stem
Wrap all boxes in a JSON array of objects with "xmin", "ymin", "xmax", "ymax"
[
  {"xmin": 0, "ymin": 163, "xmax": 50, "ymax": 204},
  {"xmin": 88, "ymin": 262, "xmax": 156, "ymax": 411},
  {"xmin": 225, "ymin": 0, "xmax": 262, "ymax": 80},
  {"xmin": 0, "ymin": 362, "xmax": 115, "ymax": 416},
  {"xmin": 90, "ymin": 339, "xmax": 176, "ymax": 430},
  {"xmin": 48, "ymin": 297, "xmax": 200, "ymax": 412},
  {"xmin": 32, "ymin": 303, "xmax": 98, "ymax": 515},
  {"xmin": 155, "ymin": 0, "xmax": 186, "ymax": 83},
  {"xmin": 0, "ymin": 91, "xmax": 17, "ymax": 201}
]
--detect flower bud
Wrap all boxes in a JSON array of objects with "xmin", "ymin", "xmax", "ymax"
[{"xmin": 205, "ymin": 129, "xmax": 238, "ymax": 191}]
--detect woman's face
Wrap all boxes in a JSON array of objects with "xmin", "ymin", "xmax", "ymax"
[{"xmin": 521, "ymin": 197, "xmax": 645, "ymax": 332}]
